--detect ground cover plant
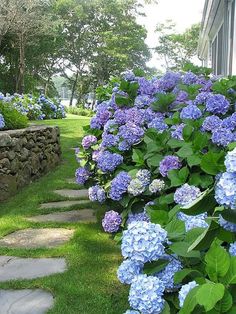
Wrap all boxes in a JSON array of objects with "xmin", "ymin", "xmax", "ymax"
[
  {"xmin": 0, "ymin": 93, "xmax": 66, "ymax": 130},
  {"xmin": 76, "ymin": 69, "xmax": 236, "ymax": 313}
]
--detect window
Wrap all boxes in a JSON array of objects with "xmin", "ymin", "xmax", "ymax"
[{"xmin": 211, "ymin": 23, "xmax": 224, "ymax": 75}]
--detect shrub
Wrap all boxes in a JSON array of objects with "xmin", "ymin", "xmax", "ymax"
[
  {"xmin": 66, "ymin": 106, "xmax": 94, "ymax": 117},
  {"xmin": 76, "ymin": 69, "xmax": 236, "ymax": 313},
  {"xmin": 0, "ymin": 101, "xmax": 28, "ymax": 130}
]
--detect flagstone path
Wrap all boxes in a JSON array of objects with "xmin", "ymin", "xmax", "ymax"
[{"xmin": 0, "ymin": 180, "xmax": 94, "ymax": 313}]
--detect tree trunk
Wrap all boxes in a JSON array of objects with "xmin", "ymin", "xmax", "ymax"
[
  {"xmin": 16, "ymin": 33, "xmax": 25, "ymax": 94},
  {"xmin": 70, "ymin": 70, "xmax": 79, "ymax": 107}
]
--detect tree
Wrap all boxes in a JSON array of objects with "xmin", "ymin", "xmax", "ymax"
[{"xmin": 155, "ymin": 21, "xmax": 200, "ymax": 70}]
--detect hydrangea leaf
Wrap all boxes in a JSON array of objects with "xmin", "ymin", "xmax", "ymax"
[
  {"xmin": 143, "ymin": 259, "xmax": 169, "ymax": 275},
  {"xmin": 170, "ymin": 242, "xmax": 200, "ymax": 258},
  {"xmin": 147, "ymin": 209, "xmax": 169, "ymax": 225},
  {"xmin": 187, "ymin": 155, "xmax": 201, "ymax": 167},
  {"xmin": 214, "ymin": 290, "xmax": 233, "ymax": 313},
  {"xmin": 165, "ymin": 219, "xmax": 185, "ymax": 240},
  {"xmin": 200, "ymin": 151, "xmax": 226, "ymax": 175},
  {"xmin": 167, "ymin": 138, "xmax": 185, "ymax": 148},
  {"xmin": 174, "ymin": 268, "xmax": 203, "ymax": 284},
  {"xmin": 196, "ymin": 283, "xmax": 225, "ymax": 312},
  {"xmin": 179, "ymin": 286, "xmax": 200, "ymax": 314},
  {"xmin": 221, "ymin": 209, "xmax": 236, "ymax": 224},
  {"xmin": 132, "ymin": 149, "xmax": 145, "ymax": 165},
  {"xmin": 182, "ymin": 125, "xmax": 194, "ymax": 141},
  {"xmin": 205, "ymin": 242, "xmax": 230, "ymax": 281},
  {"xmin": 221, "ymin": 256, "xmax": 236, "ymax": 285},
  {"xmin": 161, "ymin": 301, "xmax": 171, "ymax": 314},
  {"xmin": 176, "ymin": 144, "xmax": 193, "ymax": 158}
]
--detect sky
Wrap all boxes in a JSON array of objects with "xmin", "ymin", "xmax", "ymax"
[{"xmin": 137, "ymin": 0, "xmax": 206, "ymax": 69}]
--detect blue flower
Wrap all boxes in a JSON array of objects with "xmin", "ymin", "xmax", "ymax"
[
  {"xmin": 148, "ymin": 118, "xmax": 168, "ymax": 132},
  {"xmin": 174, "ymin": 184, "xmax": 201, "ymax": 206},
  {"xmin": 128, "ymin": 274, "xmax": 165, "ymax": 314},
  {"xmin": 97, "ymin": 151, "xmax": 123, "ymax": 172},
  {"xmin": 182, "ymin": 71, "xmax": 198, "ymax": 85},
  {"xmin": 121, "ymin": 221, "xmax": 167, "ymax": 263},
  {"xmin": 215, "ymin": 172, "xmax": 236, "ymax": 209},
  {"xmin": 118, "ymin": 123, "xmax": 144, "ymax": 146},
  {"xmin": 194, "ymin": 92, "xmax": 212, "ymax": 105},
  {"xmin": 178, "ymin": 281, "xmax": 198, "ymax": 307},
  {"xmin": 88, "ymin": 185, "xmax": 106, "ymax": 203},
  {"xmin": 123, "ymin": 311, "xmax": 140, "ymax": 314},
  {"xmin": 229, "ymin": 242, "xmax": 236, "ymax": 256},
  {"xmin": 82, "ymin": 135, "xmax": 97, "ymax": 149},
  {"xmin": 101, "ymin": 133, "xmax": 119, "ymax": 148},
  {"xmin": 158, "ymin": 72, "xmax": 181, "ymax": 91},
  {"xmin": 117, "ymin": 260, "xmax": 143, "ymax": 284},
  {"xmin": 218, "ymin": 215, "xmax": 236, "ymax": 232},
  {"xmin": 75, "ymin": 167, "xmax": 90, "ymax": 185},
  {"xmin": 202, "ymin": 115, "xmax": 222, "ymax": 132},
  {"xmin": 134, "ymin": 95, "xmax": 155, "ymax": 109},
  {"xmin": 180, "ymin": 104, "xmax": 202, "ymax": 120},
  {"xmin": 171, "ymin": 123, "xmax": 185, "ymax": 140},
  {"xmin": 159, "ymin": 155, "xmax": 182, "ymax": 177},
  {"xmin": 122, "ymin": 70, "xmax": 136, "ymax": 81},
  {"xmin": 225, "ymin": 148, "xmax": 236, "ymax": 172},
  {"xmin": 0, "ymin": 114, "xmax": 5, "ymax": 129},
  {"xmin": 126, "ymin": 211, "xmax": 150, "ymax": 225},
  {"xmin": 177, "ymin": 212, "xmax": 208, "ymax": 231},
  {"xmin": 136, "ymin": 169, "xmax": 151, "ymax": 186},
  {"xmin": 211, "ymin": 128, "xmax": 234, "ymax": 146},
  {"xmin": 102, "ymin": 210, "xmax": 122, "ymax": 233},
  {"xmin": 109, "ymin": 171, "xmax": 131, "ymax": 201},
  {"xmin": 206, "ymin": 94, "xmax": 230, "ymax": 115}
]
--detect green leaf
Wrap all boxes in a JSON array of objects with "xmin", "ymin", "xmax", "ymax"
[
  {"xmin": 147, "ymin": 209, "xmax": 169, "ymax": 225},
  {"xmin": 179, "ymin": 286, "xmax": 200, "ymax": 314},
  {"xmin": 146, "ymin": 154, "xmax": 163, "ymax": 168},
  {"xmin": 215, "ymin": 290, "xmax": 233, "ymax": 313},
  {"xmin": 221, "ymin": 209, "xmax": 236, "ymax": 224},
  {"xmin": 161, "ymin": 301, "xmax": 171, "ymax": 314},
  {"xmin": 200, "ymin": 151, "xmax": 226, "ymax": 175},
  {"xmin": 143, "ymin": 259, "xmax": 169, "ymax": 275},
  {"xmin": 170, "ymin": 242, "xmax": 200, "ymax": 258},
  {"xmin": 165, "ymin": 219, "xmax": 185, "ymax": 239},
  {"xmin": 168, "ymin": 167, "xmax": 189, "ymax": 187},
  {"xmin": 176, "ymin": 145, "xmax": 193, "ymax": 158},
  {"xmin": 167, "ymin": 138, "xmax": 185, "ymax": 148},
  {"xmin": 196, "ymin": 283, "xmax": 225, "ymax": 312},
  {"xmin": 174, "ymin": 268, "xmax": 203, "ymax": 284},
  {"xmin": 222, "ymin": 256, "xmax": 236, "ymax": 285},
  {"xmin": 115, "ymin": 94, "xmax": 131, "ymax": 107},
  {"xmin": 159, "ymin": 193, "xmax": 174, "ymax": 205},
  {"xmin": 205, "ymin": 242, "xmax": 230, "ymax": 281},
  {"xmin": 151, "ymin": 93, "xmax": 176, "ymax": 112},
  {"xmin": 132, "ymin": 149, "xmax": 144, "ymax": 165},
  {"xmin": 187, "ymin": 155, "xmax": 201, "ymax": 167},
  {"xmin": 183, "ymin": 125, "xmax": 194, "ymax": 141},
  {"xmin": 192, "ymin": 132, "xmax": 208, "ymax": 151}
]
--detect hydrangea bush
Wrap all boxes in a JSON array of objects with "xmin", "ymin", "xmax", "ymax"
[{"xmin": 75, "ymin": 69, "xmax": 236, "ymax": 313}]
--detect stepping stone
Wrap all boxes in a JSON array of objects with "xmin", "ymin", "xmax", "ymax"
[
  {"xmin": 0, "ymin": 228, "xmax": 74, "ymax": 249},
  {"xmin": 0, "ymin": 256, "xmax": 67, "ymax": 282},
  {"xmin": 40, "ymin": 199, "xmax": 89, "ymax": 209},
  {"xmin": 27, "ymin": 209, "xmax": 96, "ymax": 223},
  {"xmin": 54, "ymin": 189, "xmax": 88, "ymax": 199},
  {"xmin": 0, "ymin": 289, "xmax": 54, "ymax": 314}
]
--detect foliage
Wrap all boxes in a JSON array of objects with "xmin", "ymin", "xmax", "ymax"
[
  {"xmin": 66, "ymin": 106, "xmax": 94, "ymax": 117},
  {"xmin": 76, "ymin": 68, "xmax": 236, "ymax": 313},
  {"xmin": 0, "ymin": 101, "xmax": 28, "ymax": 130}
]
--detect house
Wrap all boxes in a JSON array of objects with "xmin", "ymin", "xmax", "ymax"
[{"xmin": 198, "ymin": 0, "xmax": 236, "ymax": 76}]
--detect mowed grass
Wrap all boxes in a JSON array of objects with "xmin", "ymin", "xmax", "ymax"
[{"xmin": 0, "ymin": 115, "xmax": 128, "ymax": 314}]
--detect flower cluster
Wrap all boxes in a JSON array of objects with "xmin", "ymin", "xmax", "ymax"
[
  {"xmin": 97, "ymin": 151, "xmax": 123, "ymax": 172},
  {"xmin": 88, "ymin": 185, "xmax": 106, "ymax": 203},
  {"xmin": 174, "ymin": 184, "xmax": 201, "ymax": 206},
  {"xmin": 102, "ymin": 210, "xmax": 122, "ymax": 233},
  {"xmin": 82, "ymin": 135, "xmax": 97, "ymax": 149},
  {"xmin": 109, "ymin": 171, "xmax": 132, "ymax": 201},
  {"xmin": 178, "ymin": 281, "xmax": 199, "ymax": 307},
  {"xmin": 75, "ymin": 167, "xmax": 90, "ymax": 185},
  {"xmin": 159, "ymin": 155, "xmax": 182, "ymax": 177},
  {"xmin": 117, "ymin": 259, "xmax": 143, "ymax": 284},
  {"xmin": 149, "ymin": 179, "xmax": 165, "ymax": 193},
  {"xmin": 0, "ymin": 113, "xmax": 5, "ymax": 129}
]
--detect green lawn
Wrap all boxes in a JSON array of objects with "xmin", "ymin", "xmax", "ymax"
[{"xmin": 0, "ymin": 115, "xmax": 128, "ymax": 314}]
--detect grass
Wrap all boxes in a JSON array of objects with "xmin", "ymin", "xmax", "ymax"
[{"xmin": 0, "ymin": 115, "xmax": 128, "ymax": 314}]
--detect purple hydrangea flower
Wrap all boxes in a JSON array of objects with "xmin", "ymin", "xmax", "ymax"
[
  {"xmin": 180, "ymin": 104, "xmax": 202, "ymax": 120},
  {"xmin": 101, "ymin": 133, "xmax": 119, "ymax": 148},
  {"xmin": 97, "ymin": 151, "xmax": 123, "ymax": 172},
  {"xmin": 122, "ymin": 70, "xmax": 136, "ymax": 81},
  {"xmin": 75, "ymin": 167, "xmax": 90, "ymax": 185},
  {"xmin": 126, "ymin": 211, "xmax": 150, "ymax": 225},
  {"xmin": 194, "ymin": 92, "xmax": 212, "ymax": 105},
  {"xmin": 109, "ymin": 171, "xmax": 132, "ymax": 201},
  {"xmin": 174, "ymin": 184, "xmax": 201, "ymax": 206},
  {"xmin": 118, "ymin": 123, "xmax": 144, "ymax": 146},
  {"xmin": 222, "ymin": 117, "xmax": 235, "ymax": 131},
  {"xmin": 206, "ymin": 94, "xmax": 230, "ymax": 115},
  {"xmin": 102, "ymin": 210, "xmax": 122, "ymax": 233},
  {"xmin": 182, "ymin": 72, "xmax": 198, "ymax": 85},
  {"xmin": 158, "ymin": 72, "xmax": 181, "ymax": 91},
  {"xmin": 148, "ymin": 118, "xmax": 168, "ymax": 132},
  {"xmin": 82, "ymin": 135, "xmax": 97, "ymax": 149},
  {"xmin": 171, "ymin": 123, "xmax": 185, "ymax": 140},
  {"xmin": 88, "ymin": 185, "xmax": 106, "ymax": 203},
  {"xmin": 138, "ymin": 77, "xmax": 158, "ymax": 95},
  {"xmin": 118, "ymin": 140, "xmax": 131, "ymax": 151},
  {"xmin": 92, "ymin": 149, "xmax": 103, "ymax": 161},
  {"xmin": 159, "ymin": 155, "xmax": 182, "ymax": 177},
  {"xmin": 104, "ymin": 119, "xmax": 118, "ymax": 132},
  {"xmin": 134, "ymin": 95, "xmax": 155, "ymax": 108},
  {"xmin": 202, "ymin": 115, "xmax": 222, "ymax": 132},
  {"xmin": 117, "ymin": 259, "xmax": 143, "ymax": 284},
  {"xmin": 211, "ymin": 128, "xmax": 234, "ymax": 146}
]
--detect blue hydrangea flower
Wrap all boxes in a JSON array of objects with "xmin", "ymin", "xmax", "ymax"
[
  {"xmin": 206, "ymin": 94, "xmax": 230, "ymax": 115},
  {"xmin": 155, "ymin": 256, "xmax": 182, "ymax": 291},
  {"xmin": 138, "ymin": 77, "xmax": 158, "ymax": 95},
  {"xmin": 171, "ymin": 123, "xmax": 185, "ymax": 140},
  {"xmin": 159, "ymin": 155, "xmax": 182, "ymax": 177},
  {"xmin": 149, "ymin": 179, "xmax": 165, "ymax": 193},
  {"xmin": 101, "ymin": 133, "xmax": 119, "ymax": 148},
  {"xmin": 215, "ymin": 172, "xmax": 236, "ymax": 209},
  {"xmin": 147, "ymin": 118, "xmax": 168, "ymax": 132},
  {"xmin": 118, "ymin": 140, "xmax": 131, "ymax": 151},
  {"xmin": 179, "ymin": 281, "xmax": 199, "ymax": 307},
  {"xmin": 123, "ymin": 310, "xmax": 140, "ymax": 314},
  {"xmin": 75, "ymin": 167, "xmax": 90, "ymax": 185},
  {"xmin": 218, "ymin": 215, "xmax": 236, "ymax": 232},
  {"xmin": 97, "ymin": 151, "xmax": 123, "ymax": 172},
  {"xmin": 0, "ymin": 114, "xmax": 5, "ymax": 129},
  {"xmin": 121, "ymin": 221, "xmax": 167, "ymax": 263},
  {"xmin": 118, "ymin": 123, "xmax": 144, "ymax": 146},
  {"xmin": 202, "ymin": 115, "xmax": 222, "ymax": 132},
  {"xmin": 114, "ymin": 109, "xmax": 127, "ymax": 125},
  {"xmin": 177, "ymin": 212, "xmax": 208, "ymax": 231},
  {"xmin": 104, "ymin": 119, "xmax": 118, "ymax": 132},
  {"xmin": 222, "ymin": 117, "xmax": 235, "ymax": 131},
  {"xmin": 122, "ymin": 70, "xmax": 136, "ymax": 81},
  {"xmin": 129, "ymin": 274, "xmax": 165, "ymax": 314},
  {"xmin": 174, "ymin": 184, "xmax": 201, "ymax": 206},
  {"xmin": 125, "ymin": 108, "xmax": 145, "ymax": 126},
  {"xmin": 229, "ymin": 242, "xmax": 236, "ymax": 256},
  {"xmin": 194, "ymin": 92, "xmax": 212, "ymax": 105},
  {"xmin": 117, "ymin": 259, "xmax": 143, "ymax": 284},
  {"xmin": 128, "ymin": 179, "xmax": 146, "ymax": 196},
  {"xmin": 82, "ymin": 135, "xmax": 97, "ymax": 149},
  {"xmin": 136, "ymin": 169, "xmax": 151, "ymax": 186},
  {"xmin": 158, "ymin": 72, "xmax": 181, "ymax": 91},
  {"xmin": 134, "ymin": 95, "xmax": 155, "ymax": 109},
  {"xmin": 182, "ymin": 72, "xmax": 198, "ymax": 85},
  {"xmin": 92, "ymin": 149, "xmax": 102, "ymax": 162},
  {"xmin": 126, "ymin": 211, "xmax": 150, "ymax": 225},
  {"xmin": 211, "ymin": 128, "xmax": 234, "ymax": 146},
  {"xmin": 88, "ymin": 185, "xmax": 106, "ymax": 203},
  {"xmin": 180, "ymin": 104, "xmax": 202, "ymax": 120},
  {"xmin": 225, "ymin": 148, "xmax": 236, "ymax": 172},
  {"xmin": 109, "ymin": 171, "xmax": 131, "ymax": 201},
  {"xmin": 102, "ymin": 210, "xmax": 122, "ymax": 233}
]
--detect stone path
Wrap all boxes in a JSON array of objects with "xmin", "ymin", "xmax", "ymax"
[
  {"xmin": 0, "ymin": 289, "xmax": 54, "ymax": 314},
  {"xmin": 0, "ymin": 183, "xmax": 94, "ymax": 313},
  {"xmin": 0, "ymin": 256, "xmax": 67, "ymax": 281}
]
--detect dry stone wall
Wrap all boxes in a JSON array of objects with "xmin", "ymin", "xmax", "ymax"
[{"xmin": 0, "ymin": 125, "xmax": 61, "ymax": 201}]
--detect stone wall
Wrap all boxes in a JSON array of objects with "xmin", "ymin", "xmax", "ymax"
[{"xmin": 0, "ymin": 125, "xmax": 61, "ymax": 201}]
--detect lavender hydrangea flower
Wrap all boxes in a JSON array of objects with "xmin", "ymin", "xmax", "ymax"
[
  {"xmin": 75, "ymin": 167, "xmax": 90, "ymax": 185},
  {"xmin": 88, "ymin": 185, "xmax": 106, "ymax": 203},
  {"xmin": 159, "ymin": 155, "xmax": 182, "ymax": 177},
  {"xmin": 117, "ymin": 260, "xmax": 143, "ymax": 284},
  {"xmin": 149, "ymin": 179, "xmax": 165, "ymax": 193},
  {"xmin": 202, "ymin": 115, "xmax": 222, "ymax": 132},
  {"xmin": 109, "ymin": 171, "xmax": 132, "ymax": 201},
  {"xmin": 118, "ymin": 123, "xmax": 144, "ymax": 146},
  {"xmin": 129, "ymin": 275, "xmax": 165, "ymax": 314},
  {"xmin": 121, "ymin": 221, "xmax": 167, "ymax": 263},
  {"xmin": 222, "ymin": 117, "xmax": 235, "ymax": 131},
  {"xmin": 134, "ymin": 95, "xmax": 155, "ymax": 108},
  {"xmin": 211, "ymin": 128, "xmax": 234, "ymax": 146},
  {"xmin": 174, "ymin": 184, "xmax": 201, "ymax": 206},
  {"xmin": 194, "ymin": 92, "xmax": 212, "ymax": 105},
  {"xmin": 158, "ymin": 72, "xmax": 181, "ymax": 91},
  {"xmin": 0, "ymin": 114, "xmax": 5, "ymax": 129},
  {"xmin": 118, "ymin": 140, "xmax": 131, "ymax": 151},
  {"xmin": 138, "ymin": 77, "xmax": 158, "ymax": 95},
  {"xmin": 215, "ymin": 172, "xmax": 236, "ymax": 209},
  {"xmin": 104, "ymin": 119, "xmax": 117, "ymax": 132},
  {"xmin": 101, "ymin": 133, "xmax": 119, "ymax": 148},
  {"xmin": 229, "ymin": 242, "xmax": 236, "ymax": 256},
  {"xmin": 206, "ymin": 94, "xmax": 230, "ymax": 115},
  {"xmin": 225, "ymin": 148, "xmax": 236, "ymax": 172},
  {"xmin": 171, "ymin": 124, "xmax": 185, "ymax": 140},
  {"xmin": 177, "ymin": 212, "xmax": 208, "ymax": 231},
  {"xmin": 92, "ymin": 149, "xmax": 102, "ymax": 161},
  {"xmin": 122, "ymin": 70, "xmax": 136, "ymax": 81},
  {"xmin": 126, "ymin": 211, "xmax": 150, "ymax": 225},
  {"xmin": 136, "ymin": 169, "xmax": 151, "ymax": 186},
  {"xmin": 97, "ymin": 151, "xmax": 123, "ymax": 172},
  {"xmin": 148, "ymin": 118, "xmax": 168, "ymax": 132},
  {"xmin": 182, "ymin": 72, "xmax": 198, "ymax": 85},
  {"xmin": 180, "ymin": 104, "xmax": 202, "ymax": 120},
  {"xmin": 155, "ymin": 256, "xmax": 182, "ymax": 291},
  {"xmin": 218, "ymin": 215, "xmax": 236, "ymax": 232},
  {"xmin": 82, "ymin": 135, "xmax": 97, "ymax": 149},
  {"xmin": 128, "ymin": 179, "xmax": 146, "ymax": 196},
  {"xmin": 179, "ymin": 281, "xmax": 199, "ymax": 307},
  {"xmin": 102, "ymin": 210, "xmax": 122, "ymax": 233}
]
